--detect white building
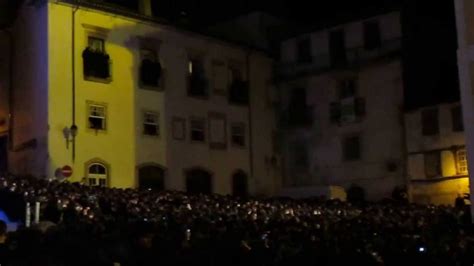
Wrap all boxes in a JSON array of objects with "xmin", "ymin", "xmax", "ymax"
[
  {"xmin": 276, "ymin": 11, "xmax": 404, "ymax": 200},
  {"xmin": 0, "ymin": 0, "xmax": 280, "ymax": 196},
  {"xmin": 454, "ymin": 0, "xmax": 474, "ymax": 215},
  {"xmin": 406, "ymin": 102, "xmax": 469, "ymax": 204}
]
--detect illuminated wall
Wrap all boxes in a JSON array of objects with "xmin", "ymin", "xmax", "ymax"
[
  {"xmin": 9, "ymin": 1, "xmax": 279, "ymax": 195},
  {"xmin": 405, "ymin": 102, "xmax": 468, "ymax": 205}
]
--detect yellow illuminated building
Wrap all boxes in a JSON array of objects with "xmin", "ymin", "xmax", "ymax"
[
  {"xmin": 405, "ymin": 103, "xmax": 470, "ymax": 205},
  {"xmin": 6, "ymin": 0, "xmax": 281, "ymax": 195}
]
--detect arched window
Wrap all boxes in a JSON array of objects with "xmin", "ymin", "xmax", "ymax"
[
  {"xmin": 185, "ymin": 168, "xmax": 212, "ymax": 194},
  {"xmin": 87, "ymin": 162, "xmax": 108, "ymax": 187},
  {"xmin": 232, "ymin": 170, "xmax": 248, "ymax": 197},
  {"xmin": 138, "ymin": 165, "xmax": 165, "ymax": 191}
]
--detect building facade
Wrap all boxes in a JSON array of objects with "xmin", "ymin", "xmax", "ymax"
[
  {"xmin": 5, "ymin": 0, "xmax": 280, "ymax": 196},
  {"xmin": 0, "ymin": 29, "xmax": 10, "ymax": 174},
  {"xmin": 455, "ymin": 0, "xmax": 474, "ymax": 213},
  {"xmin": 276, "ymin": 12, "xmax": 404, "ymax": 200},
  {"xmin": 406, "ymin": 102, "xmax": 469, "ymax": 204}
]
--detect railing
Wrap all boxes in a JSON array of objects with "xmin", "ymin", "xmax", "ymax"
[{"xmin": 276, "ymin": 38, "xmax": 402, "ymax": 78}]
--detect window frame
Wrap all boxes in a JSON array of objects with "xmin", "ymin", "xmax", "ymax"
[
  {"xmin": 190, "ymin": 117, "xmax": 206, "ymax": 143},
  {"xmin": 87, "ymin": 102, "xmax": 107, "ymax": 132},
  {"xmin": 231, "ymin": 122, "xmax": 246, "ymax": 148},
  {"xmin": 424, "ymin": 151, "xmax": 441, "ymax": 178},
  {"xmin": 85, "ymin": 161, "xmax": 109, "ymax": 187},
  {"xmin": 456, "ymin": 149, "xmax": 468, "ymax": 175},
  {"xmin": 143, "ymin": 111, "xmax": 160, "ymax": 137}
]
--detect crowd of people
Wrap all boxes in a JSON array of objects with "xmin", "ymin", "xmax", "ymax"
[{"xmin": 0, "ymin": 175, "xmax": 473, "ymax": 266}]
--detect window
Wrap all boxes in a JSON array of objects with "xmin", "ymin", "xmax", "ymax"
[
  {"xmin": 88, "ymin": 37, "xmax": 104, "ymax": 52},
  {"xmin": 140, "ymin": 48, "xmax": 162, "ymax": 88},
  {"xmin": 343, "ymin": 135, "xmax": 361, "ymax": 161},
  {"xmin": 88, "ymin": 104, "xmax": 106, "ymax": 131},
  {"xmin": 87, "ymin": 162, "xmax": 108, "ymax": 187},
  {"xmin": 228, "ymin": 65, "xmax": 249, "ymax": 105},
  {"xmin": 329, "ymin": 29, "xmax": 347, "ymax": 67},
  {"xmin": 451, "ymin": 105, "xmax": 464, "ymax": 132},
  {"xmin": 291, "ymin": 140, "xmax": 309, "ymax": 171},
  {"xmin": 457, "ymin": 149, "xmax": 468, "ymax": 175},
  {"xmin": 212, "ymin": 60, "xmax": 227, "ymax": 95},
  {"xmin": 172, "ymin": 117, "xmax": 186, "ymax": 140},
  {"xmin": 424, "ymin": 152, "xmax": 441, "ymax": 178},
  {"xmin": 188, "ymin": 57, "xmax": 208, "ymax": 97},
  {"xmin": 190, "ymin": 118, "xmax": 205, "ymax": 142},
  {"xmin": 83, "ymin": 36, "xmax": 111, "ymax": 80},
  {"xmin": 421, "ymin": 108, "xmax": 439, "ymax": 136},
  {"xmin": 231, "ymin": 123, "xmax": 245, "ymax": 147},
  {"xmin": 288, "ymin": 88, "xmax": 312, "ymax": 126},
  {"xmin": 143, "ymin": 112, "xmax": 159, "ymax": 136},
  {"xmin": 296, "ymin": 38, "xmax": 312, "ymax": 63},
  {"xmin": 363, "ymin": 21, "xmax": 382, "ymax": 50},
  {"xmin": 209, "ymin": 113, "xmax": 227, "ymax": 149},
  {"xmin": 339, "ymin": 79, "xmax": 357, "ymax": 99}
]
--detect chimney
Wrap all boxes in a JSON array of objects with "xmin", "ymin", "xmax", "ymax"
[{"xmin": 138, "ymin": 0, "xmax": 152, "ymax": 16}]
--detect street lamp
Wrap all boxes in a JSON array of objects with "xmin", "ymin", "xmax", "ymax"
[{"xmin": 63, "ymin": 124, "xmax": 78, "ymax": 149}]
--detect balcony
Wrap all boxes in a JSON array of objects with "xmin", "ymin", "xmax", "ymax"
[
  {"xmin": 276, "ymin": 38, "xmax": 401, "ymax": 79},
  {"xmin": 82, "ymin": 48, "xmax": 112, "ymax": 82}
]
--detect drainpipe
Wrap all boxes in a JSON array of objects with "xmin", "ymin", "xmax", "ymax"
[
  {"xmin": 72, "ymin": 6, "xmax": 79, "ymax": 162},
  {"xmin": 246, "ymin": 50, "xmax": 255, "ymax": 193}
]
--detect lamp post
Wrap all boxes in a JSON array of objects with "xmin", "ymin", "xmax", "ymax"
[{"xmin": 63, "ymin": 124, "xmax": 78, "ymax": 150}]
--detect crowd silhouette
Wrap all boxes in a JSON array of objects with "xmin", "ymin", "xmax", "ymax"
[{"xmin": 0, "ymin": 175, "xmax": 473, "ymax": 266}]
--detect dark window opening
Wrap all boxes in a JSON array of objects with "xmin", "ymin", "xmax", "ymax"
[
  {"xmin": 83, "ymin": 37, "xmax": 111, "ymax": 80},
  {"xmin": 288, "ymin": 88, "xmax": 312, "ymax": 127},
  {"xmin": 451, "ymin": 105, "xmax": 464, "ymax": 132},
  {"xmin": 188, "ymin": 58, "xmax": 208, "ymax": 97},
  {"xmin": 424, "ymin": 152, "xmax": 441, "ymax": 178},
  {"xmin": 329, "ymin": 30, "xmax": 347, "ymax": 67},
  {"xmin": 140, "ymin": 49, "xmax": 162, "ymax": 88},
  {"xmin": 343, "ymin": 135, "xmax": 361, "ymax": 161},
  {"xmin": 232, "ymin": 171, "xmax": 248, "ymax": 197},
  {"xmin": 339, "ymin": 79, "xmax": 357, "ymax": 99},
  {"xmin": 186, "ymin": 169, "xmax": 212, "ymax": 194},
  {"xmin": 422, "ymin": 108, "xmax": 439, "ymax": 136},
  {"xmin": 296, "ymin": 38, "xmax": 312, "ymax": 64},
  {"xmin": 364, "ymin": 21, "xmax": 382, "ymax": 50},
  {"xmin": 138, "ymin": 165, "xmax": 165, "ymax": 191}
]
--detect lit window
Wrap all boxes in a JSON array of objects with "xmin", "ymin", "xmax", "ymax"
[
  {"xmin": 87, "ymin": 162, "xmax": 107, "ymax": 187},
  {"xmin": 88, "ymin": 104, "xmax": 106, "ymax": 131},
  {"xmin": 190, "ymin": 118, "xmax": 205, "ymax": 142},
  {"xmin": 143, "ymin": 112, "xmax": 159, "ymax": 136},
  {"xmin": 231, "ymin": 123, "xmax": 245, "ymax": 147},
  {"xmin": 457, "ymin": 149, "xmax": 468, "ymax": 175}
]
